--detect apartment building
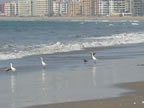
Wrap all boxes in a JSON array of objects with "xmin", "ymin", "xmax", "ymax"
[
  {"xmin": 68, "ymin": 0, "xmax": 82, "ymax": 16},
  {"xmin": 0, "ymin": 3, "xmax": 5, "ymax": 16},
  {"xmin": 131, "ymin": 0, "xmax": 144, "ymax": 16},
  {"xmin": 91, "ymin": 0, "xmax": 99, "ymax": 16},
  {"xmin": 4, "ymin": 1, "xmax": 18, "ymax": 16},
  {"xmin": 109, "ymin": 0, "xmax": 125, "ymax": 16},
  {"xmin": 98, "ymin": 0, "xmax": 109, "ymax": 16},
  {"xmin": 32, "ymin": 0, "xmax": 49, "ymax": 16},
  {"xmin": 18, "ymin": 0, "xmax": 32, "ymax": 16},
  {"xmin": 2, "ymin": 0, "xmax": 144, "ymax": 17},
  {"xmin": 81, "ymin": 0, "xmax": 91, "ymax": 16},
  {"xmin": 53, "ymin": 0, "xmax": 68, "ymax": 16}
]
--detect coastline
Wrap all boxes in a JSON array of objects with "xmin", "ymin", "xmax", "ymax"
[
  {"xmin": 27, "ymin": 81, "xmax": 144, "ymax": 108},
  {"xmin": 0, "ymin": 16, "xmax": 144, "ymax": 21},
  {"xmin": 1, "ymin": 16, "xmax": 144, "ymax": 108}
]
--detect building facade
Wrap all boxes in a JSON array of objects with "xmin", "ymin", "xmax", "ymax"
[
  {"xmin": 109, "ymin": 0, "xmax": 125, "ymax": 16},
  {"xmin": 0, "ymin": 3, "xmax": 5, "ymax": 16},
  {"xmin": 1, "ymin": 0, "xmax": 144, "ymax": 17},
  {"xmin": 53, "ymin": 0, "xmax": 68, "ymax": 16},
  {"xmin": 91, "ymin": 0, "xmax": 100, "ymax": 16},
  {"xmin": 98, "ymin": 0, "xmax": 109, "ymax": 16},
  {"xmin": 18, "ymin": 0, "xmax": 32, "ymax": 16},
  {"xmin": 32, "ymin": 0, "xmax": 49, "ymax": 16},
  {"xmin": 4, "ymin": 1, "xmax": 18, "ymax": 16},
  {"xmin": 68, "ymin": 0, "xmax": 82, "ymax": 16},
  {"xmin": 81, "ymin": 0, "xmax": 91, "ymax": 16},
  {"xmin": 131, "ymin": 0, "xmax": 144, "ymax": 16}
]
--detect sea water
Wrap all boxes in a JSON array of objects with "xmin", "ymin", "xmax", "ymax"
[{"xmin": 0, "ymin": 20, "xmax": 144, "ymax": 108}]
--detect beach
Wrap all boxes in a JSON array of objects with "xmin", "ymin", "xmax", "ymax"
[
  {"xmin": 27, "ymin": 81, "xmax": 144, "ymax": 108},
  {"xmin": 0, "ymin": 20, "xmax": 144, "ymax": 108}
]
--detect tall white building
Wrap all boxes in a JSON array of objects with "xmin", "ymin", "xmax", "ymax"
[
  {"xmin": 32, "ymin": 0, "xmax": 48, "ymax": 16},
  {"xmin": 4, "ymin": 2, "xmax": 10, "ymax": 16},
  {"xmin": 98, "ymin": 0, "xmax": 109, "ymax": 16},
  {"xmin": 18, "ymin": 0, "xmax": 32, "ymax": 16},
  {"xmin": 53, "ymin": 0, "xmax": 68, "ymax": 16},
  {"xmin": 109, "ymin": 0, "xmax": 125, "ymax": 16},
  {"xmin": 32, "ymin": 0, "xmax": 53, "ymax": 16},
  {"xmin": 4, "ymin": 1, "xmax": 18, "ymax": 16}
]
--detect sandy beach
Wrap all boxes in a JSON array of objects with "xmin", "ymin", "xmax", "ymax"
[
  {"xmin": 27, "ymin": 81, "xmax": 144, "ymax": 108},
  {"xmin": 0, "ymin": 16, "xmax": 144, "ymax": 21},
  {"xmin": 1, "ymin": 18, "xmax": 144, "ymax": 108}
]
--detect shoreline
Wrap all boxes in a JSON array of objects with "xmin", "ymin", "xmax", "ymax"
[
  {"xmin": 0, "ymin": 16, "xmax": 144, "ymax": 21},
  {"xmin": 27, "ymin": 81, "xmax": 144, "ymax": 108}
]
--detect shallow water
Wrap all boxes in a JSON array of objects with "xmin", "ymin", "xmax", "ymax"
[{"xmin": 0, "ymin": 20, "xmax": 144, "ymax": 108}]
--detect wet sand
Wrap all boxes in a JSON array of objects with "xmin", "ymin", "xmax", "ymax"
[
  {"xmin": 27, "ymin": 81, "xmax": 144, "ymax": 108},
  {"xmin": 0, "ymin": 16, "xmax": 144, "ymax": 21}
]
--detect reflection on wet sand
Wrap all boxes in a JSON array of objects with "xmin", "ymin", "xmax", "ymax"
[
  {"xmin": 41, "ymin": 69, "xmax": 47, "ymax": 97},
  {"xmin": 41, "ymin": 69, "xmax": 46, "ymax": 84},
  {"xmin": 11, "ymin": 73, "xmax": 16, "ymax": 93},
  {"xmin": 92, "ymin": 65, "xmax": 97, "ymax": 86},
  {"xmin": 10, "ymin": 73, "xmax": 16, "ymax": 108}
]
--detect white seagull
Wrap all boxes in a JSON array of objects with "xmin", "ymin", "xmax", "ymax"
[
  {"xmin": 40, "ymin": 57, "xmax": 47, "ymax": 68},
  {"xmin": 10, "ymin": 63, "xmax": 16, "ymax": 72},
  {"xmin": 91, "ymin": 52, "xmax": 96, "ymax": 63}
]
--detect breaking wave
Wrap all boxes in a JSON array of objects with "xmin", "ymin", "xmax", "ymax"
[{"xmin": 0, "ymin": 32, "xmax": 144, "ymax": 60}]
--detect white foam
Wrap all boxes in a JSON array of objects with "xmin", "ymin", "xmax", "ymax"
[
  {"xmin": 1, "ymin": 32, "xmax": 144, "ymax": 60},
  {"xmin": 109, "ymin": 24, "xmax": 114, "ymax": 26},
  {"xmin": 67, "ymin": 20, "xmax": 140, "ymax": 23},
  {"xmin": 131, "ymin": 23, "xmax": 139, "ymax": 26}
]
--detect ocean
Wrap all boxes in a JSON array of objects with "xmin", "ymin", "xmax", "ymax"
[{"xmin": 0, "ymin": 20, "xmax": 144, "ymax": 108}]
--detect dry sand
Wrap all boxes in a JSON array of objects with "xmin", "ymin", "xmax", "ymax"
[
  {"xmin": 0, "ymin": 16, "xmax": 144, "ymax": 21},
  {"xmin": 27, "ymin": 81, "xmax": 144, "ymax": 108}
]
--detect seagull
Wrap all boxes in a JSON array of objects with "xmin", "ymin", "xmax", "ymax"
[
  {"xmin": 40, "ymin": 57, "xmax": 47, "ymax": 68},
  {"xmin": 10, "ymin": 63, "xmax": 16, "ymax": 72},
  {"xmin": 91, "ymin": 52, "xmax": 96, "ymax": 63}
]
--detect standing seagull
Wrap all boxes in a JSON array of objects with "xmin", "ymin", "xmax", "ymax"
[
  {"xmin": 40, "ymin": 57, "xmax": 47, "ymax": 68},
  {"xmin": 10, "ymin": 63, "xmax": 16, "ymax": 72},
  {"xmin": 91, "ymin": 52, "xmax": 96, "ymax": 64}
]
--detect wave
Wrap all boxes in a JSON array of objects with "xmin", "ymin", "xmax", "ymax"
[
  {"xmin": 0, "ymin": 32, "xmax": 144, "ymax": 60},
  {"xmin": 131, "ymin": 23, "xmax": 139, "ymax": 26},
  {"xmin": 65, "ymin": 20, "xmax": 140, "ymax": 23}
]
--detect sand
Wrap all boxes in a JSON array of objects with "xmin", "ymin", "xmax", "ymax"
[
  {"xmin": 0, "ymin": 16, "xmax": 144, "ymax": 21},
  {"xmin": 27, "ymin": 81, "xmax": 144, "ymax": 108}
]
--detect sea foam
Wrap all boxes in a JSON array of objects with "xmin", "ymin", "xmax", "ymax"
[{"xmin": 0, "ymin": 32, "xmax": 144, "ymax": 60}]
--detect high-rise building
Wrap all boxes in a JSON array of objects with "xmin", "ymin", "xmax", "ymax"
[
  {"xmin": 68, "ymin": 0, "xmax": 82, "ymax": 16},
  {"xmin": 4, "ymin": 2, "xmax": 10, "ymax": 16},
  {"xmin": 125, "ymin": 0, "xmax": 131, "ymax": 12},
  {"xmin": 131, "ymin": 0, "xmax": 144, "ymax": 16},
  {"xmin": 48, "ymin": 0, "xmax": 53, "ymax": 16},
  {"xmin": 18, "ymin": 0, "xmax": 53, "ymax": 17},
  {"xmin": 109, "ymin": 0, "xmax": 125, "ymax": 16},
  {"xmin": 53, "ymin": 0, "xmax": 68, "ymax": 16},
  {"xmin": 4, "ymin": 1, "xmax": 18, "ymax": 16},
  {"xmin": 0, "ymin": 3, "xmax": 5, "ymax": 16},
  {"xmin": 18, "ymin": 0, "xmax": 32, "ymax": 16},
  {"xmin": 91, "ymin": 0, "xmax": 99, "ymax": 16},
  {"xmin": 98, "ymin": 0, "xmax": 109, "ymax": 16},
  {"xmin": 32, "ymin": 0, "xmax": 49, "ymax": 16},
  {"xmin": 81, "ymin": 0, "xmax": 91, "ymax": 16}
]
